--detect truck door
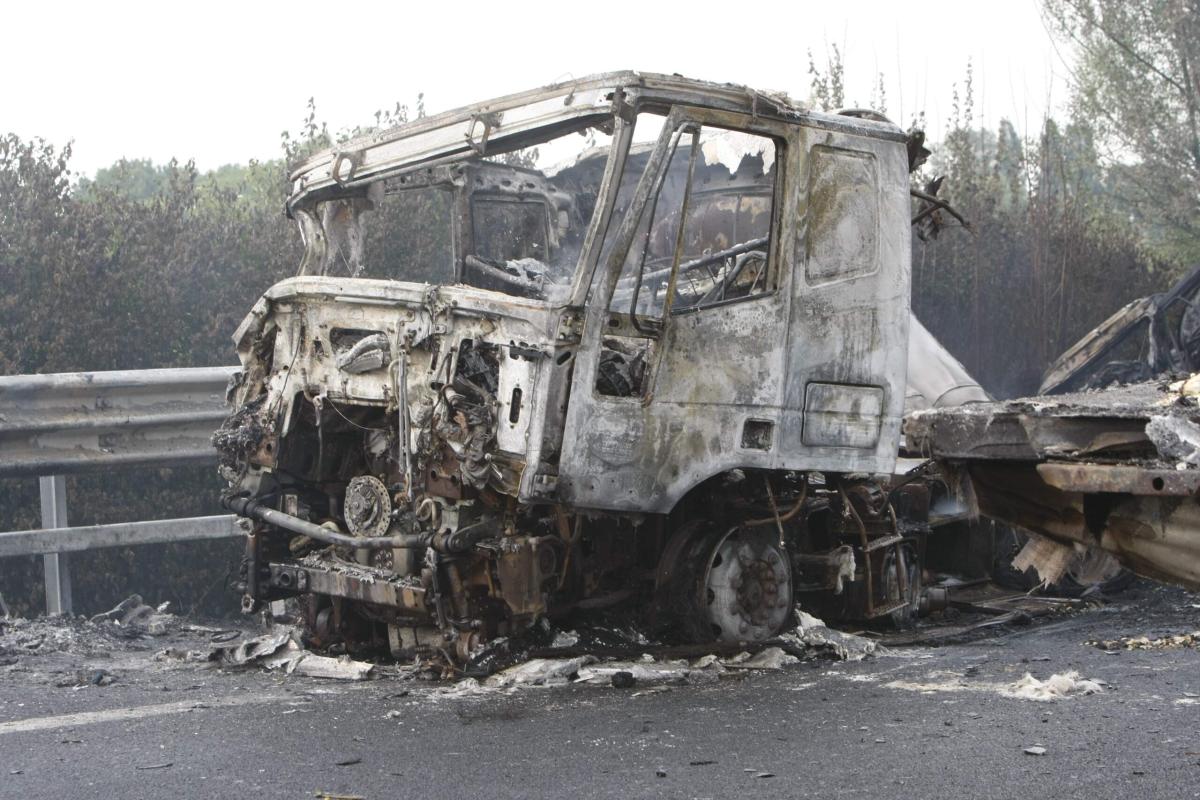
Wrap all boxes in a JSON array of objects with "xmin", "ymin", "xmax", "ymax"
[
  {"xmin": 558, "ymin": 107, "xmax": 791, "ymax": 512},
  {"xmin": 557, "ymin": 109, "xmax": 909, "ymax": 512},
  {"xmin": 777, "ymin": 122, "xmax": 911, "ymax": 475}
]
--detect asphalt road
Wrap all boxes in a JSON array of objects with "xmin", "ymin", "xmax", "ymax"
[{"xmin": 3, "ymin": 582, "xmax": 1200, "ymax": 800}]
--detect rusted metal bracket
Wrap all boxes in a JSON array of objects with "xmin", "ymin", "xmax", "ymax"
[
  {"xmin": 1036, "ymin": 462, "xmax": 1200, "ymax": 496},
  {"xmin": 464, "ymin": 111, "xmax": 503, "ymax": 155},
  {"xmin": 330, "ymin": 149, "xmax": 364, "ymax": 187}
]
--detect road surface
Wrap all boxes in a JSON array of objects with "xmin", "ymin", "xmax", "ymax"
[{"xmin": 2, "ymin": 581, "xmax": 1199, "ymax": 799}]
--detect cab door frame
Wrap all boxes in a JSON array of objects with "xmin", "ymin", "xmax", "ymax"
[
  {"xmin": 557, "ymin": 104, "xmax": 796, "ymax": 512},
  {"xmin": 557, "ymin": 106, "xmax": 910, "ymax": 514}
]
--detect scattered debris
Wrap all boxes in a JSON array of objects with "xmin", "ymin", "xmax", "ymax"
[
  {"xmin": 1003, "ymin": 671, "xmax": 1104, "ymax": 701},
  {"xmin": 484, "ymin": 657, "xmax": 597, "ymax": 689},
  {"xmin": 778, "ymin": 613, "xmax": 882, "ymax": 661},
  {"xmin": 278, "ymin": 650, "xmax": 374, "ymax": 681},
  {"xmin": 213, "ymin": 631, "xmax": 291, "ymax": 665},
  {"xmin": 576, "ymin": 659, "xmax": 695, "ymax": 685},
  {"xmin": 1090, "ymin": 631, "xmax": 1200, "ymax": 651},
  {"xmin": 734, "ymin": 647, "xmax": 799, "ymax": 670},
  {"xmin": 55, "ymin": 668, "xmax": 115, "ymax": 687},
  {"xmin": 0, "ymin": 611, "xmax": 165, "ymax": 658},
  {"xmin": 611, "ymin": 670, "xmax": 636, "ymax": 689},
  {"xmin": 1011, "ymin": 534, "xmax": 1075, "ymax": 587},
  {"xmin": 206, "ymin": 632, "xmax": 374, "ymax": 680},
  {"xmin": 885, "ymin": 669, "xmax": 1104, "ymax": 702},
  {"xmin": 90, "ymin": 594, "xmax": 175, "ymax": 636},
  {"xmin": 436, "ymin": 614, "xmax": 878, "ymax": 695}
]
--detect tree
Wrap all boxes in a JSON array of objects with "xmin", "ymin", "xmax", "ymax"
[
  {"xmin": 1044, "ymin": 0, "xmax": 1200, "ymax": 263},
  {"xmin": 76, "ymin": 158, "xmax": 171, "ymax": 202}
]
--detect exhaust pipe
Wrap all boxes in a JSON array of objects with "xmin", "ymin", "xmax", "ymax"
[
  {"xmin": 223, "ymin": 495, "xmax": 426, "ymax": 550},
  {"xmin": 223, "ymin": 495, "xmax": 496, "ymax": 553}
]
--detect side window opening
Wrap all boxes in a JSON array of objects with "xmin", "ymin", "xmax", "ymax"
[
  {"xmin": 671, "ymin": 191, "xmax": 772, "ymax": 308},
  {"xmin": 464, "ymin": 194, "xmax": 553, "ymax": 297},
  {"xmin": 470, "ymin": 196, "xmax": 549, "ymax": 263},
  {"xmin": 607, "ymin": 125, "xmax": 778, "ymax": 322},
  {"xmin": 804, "ymin": 146, "xmax": 879, "ymax": 285},
  {"xmin": 595, "ymin": 120, "xmax": 779, "ymax": 399},
  {"xmin": 317, "ymin": 185, "xmax": 458, "ymax": 283}
]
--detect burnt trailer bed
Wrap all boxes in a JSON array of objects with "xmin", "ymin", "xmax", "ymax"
[{"xmin": 904, "ymin": 380, "xmax": 1200, "ymax": 591}]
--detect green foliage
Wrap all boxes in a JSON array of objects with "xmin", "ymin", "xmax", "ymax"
[
  {"xmin": 0, "ymin": 96, "xmax": 426, "ymax": 617},
  {"xmin": 0, "ymin": 136, "xmax": 298, "ymax": 616},
  {"xmin": 77, "ymin": 158, "xmax": 170, "ymax": 202},
  {"xmin": 807, "ymin": 45, "xmax": 846, "ymax": 111},
  {"xmin": 802, "ymin": 49, "xmax": 1174, "ymax": 396},
  {"xmin": 1044, "ymin": 0, "xmax": 1200, "ymax": 263}
]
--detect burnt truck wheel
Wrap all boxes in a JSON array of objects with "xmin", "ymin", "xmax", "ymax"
[
  {"xmin": 670, "ymin": 525, "xmax": 793, "ymax": 643},
  {"xmin": 881, "ymin": 543, "xmax": 921, "ymax": 628}
]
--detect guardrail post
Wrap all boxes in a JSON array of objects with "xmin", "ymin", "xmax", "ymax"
[{"xmin": 38, "ymin": 475, "xmax": 72, "ymax": 615}]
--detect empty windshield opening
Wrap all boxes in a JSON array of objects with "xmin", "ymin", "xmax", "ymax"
[
  {"xmin": 306, "ymin": 110, "xmax": 671, "ymax": 303},
  {"xmin": 604, "ymin": 124, "xmax": 780, "ymax": 319},
  {"xmin": 309, "ymin": 120, "xmax": 623, "ymax": 301},
  {"xmin": 471, "ymin": 196, "xmax": 549, "ymax": 263}
]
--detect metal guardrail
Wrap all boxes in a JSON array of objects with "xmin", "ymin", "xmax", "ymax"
[
  {"xmin": 0, "ymin": 515, "xmax": 244, "ymax": 558},
  {"xmin": 0, "ymin": 366, "xmax": 237, "ymax": 477},
  {"xmin": 0, "ymin": 367, "xmax": 242, "ymax": 614}
]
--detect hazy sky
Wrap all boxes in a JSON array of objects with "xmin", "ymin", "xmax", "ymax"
[{"xmin": 4, "ymin": 0, "xmax": 1072, "ymax": 178}]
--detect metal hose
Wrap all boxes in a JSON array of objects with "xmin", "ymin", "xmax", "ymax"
[
  {"xmin": 223, "ymin": 495, "xmax": 426, "ymax": 550},
  {"xmin": 224, "ymin": 495, "xmax": 498, "ymax": 554}
]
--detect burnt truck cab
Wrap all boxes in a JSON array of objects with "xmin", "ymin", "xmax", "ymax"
[{"xmin": 218, "ymin": 72, "xmax": 914, "ymax": 660}]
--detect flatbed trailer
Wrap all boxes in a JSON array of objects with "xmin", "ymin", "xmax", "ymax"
[{"xmin": 905, "ymin": 380, "xmax": 1200, "ymax": 591}]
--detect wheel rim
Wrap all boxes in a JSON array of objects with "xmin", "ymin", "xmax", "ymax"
[{"xmin": 699, "ymin": 527, "xmax": 792, "ymax": 642}]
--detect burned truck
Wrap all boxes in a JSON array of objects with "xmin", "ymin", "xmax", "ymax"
[{"xmin": 216, "ymin": 72, "xmax": 919, "ymax": 661}]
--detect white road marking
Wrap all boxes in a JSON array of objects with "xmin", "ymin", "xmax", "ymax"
[{"xmin": 0, "ymin": 692, "xmax": 287, "ymax": 735}]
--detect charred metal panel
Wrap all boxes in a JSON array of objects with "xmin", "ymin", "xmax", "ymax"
[
  {"xmin": 1039, "ymin": 263, "xmax": 1200, "ymax": 395},
  {"xmin": 801, "ymin": 383, "xmax": 884, "ymax": 448},
  {"xmin": 905, "ymin": 385, "xmax": 1161, "ymax": 462},
  {"xmin": 777, "ymin": 127, "xmax": 910, "ymax": 475},
  {"xmin": 804, "ymin": 147, "xmax": 879, "ymax": 285},
  {"xmin": 962, "ymin": 461, "xmax": 1200, "ymax": 592},
  {"xmin": 557, "ymin": 106, "xmax": 910, "ymax": 512},
  {"xmin": 1036, "ymin": 462, "xmax": 1200, "ymax": 496},
  {"xmin": 495, "ymin": 355, "xmax": 537, "ymax": 455}
]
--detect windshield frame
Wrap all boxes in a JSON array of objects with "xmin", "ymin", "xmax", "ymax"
[
  {"xmin": 282, "ymin": 72, "xmax": 899, "ymax": 306},
  {"xmin": 292, "ymin": 109, "xmax": 643, "ymax": 307}
]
